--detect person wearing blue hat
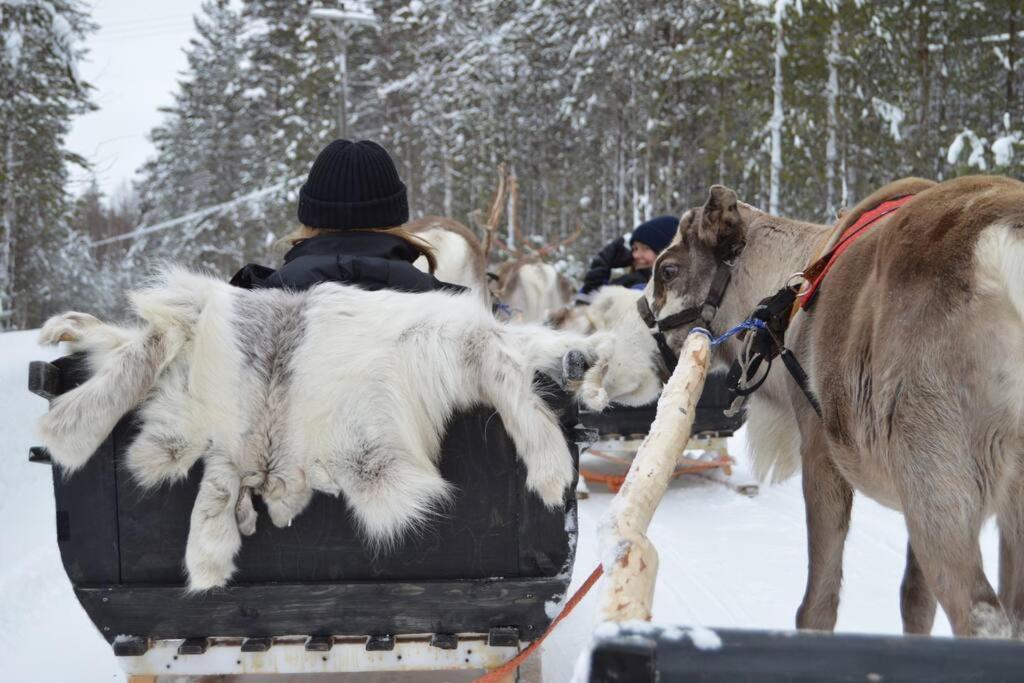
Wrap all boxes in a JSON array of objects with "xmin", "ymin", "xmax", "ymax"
[{"xmin": 575, "ymin": 215, "xmax": 679, "ymax": 303}]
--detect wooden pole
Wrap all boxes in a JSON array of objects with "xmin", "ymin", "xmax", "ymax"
[{"xmin": 597, "ymin": 331, "xmax": 712, "ymax": 622}]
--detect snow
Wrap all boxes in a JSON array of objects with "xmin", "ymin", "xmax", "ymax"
[
  {"xmin": 3, "ymin": 28, "xmax": 21, "ymax": 68},
  {"xmin": 687, "ymin": 625, "xmax": 723, "ymax": 650},
  {"xmin": 540, "ymin": 429, "xmax": 1000, "ymax": 682},
  {"xmin": 992, "ymin": 135, "xmax": 1015, "ymax": 167},
  {"xmin": 967, "ymin": 135, "xmax": 989, "ymax": 170},
  {"xmin": 872, "ymin": 97, "xmax": 905, "ymax": 142},
  {"xmin": 947, "ymin": 133, "xmax": 966, "ymax": 165},
  {"xmin": 948, "ymin": 129, "xmax": 992, "ymax": 170},
  {"xmin": 0, "ymin": 329, "xmax": 1001, "ymax": 681},
  {"xmin": 0, "ymin": 330, "xmax": 122, "ymax": 682},
  {"xmin": 309, "ymin": 7, "xmax": 378, "ymax": 28}
]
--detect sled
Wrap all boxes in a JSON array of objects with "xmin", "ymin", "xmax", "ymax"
[
  {"xmin": 576, "ymin": 372, "xmax": 752, "ymax": 495},
  {"xmin": 29, "ymin": 353, "xmax": 581, "ymax": 679},
  {"xmin": 588, "ymin": 625, "xmax": 1024, "ymax": 682}
]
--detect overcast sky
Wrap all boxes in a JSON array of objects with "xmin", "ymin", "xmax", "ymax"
[{"xmin": 66, "ymin": 0, "xmax": 207, "ymax": 199}]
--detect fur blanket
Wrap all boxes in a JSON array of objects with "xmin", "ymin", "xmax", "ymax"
[
  {"xmin": 547, "ymin": 285, "xmax": 665, "ymax": 405},
  {"xmin": 37, "ymin": 268, "xmax": 621, "ymax": 590}
]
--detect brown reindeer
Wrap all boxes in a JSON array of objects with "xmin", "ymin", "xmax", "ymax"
[
  {"xmin": 483, "ymin": 172, "xmax": 581, "ymax": 322},
  {"xmin": 644, "ymin": 175, "xmax": 1024, "ymax": 638},
  {"xmin": 406, "ymin": 215, "xmax": 489, "ymax": 303},
  {"xmin": 404, "ymin": 167, "xmax": 510, "ymax": 306}
]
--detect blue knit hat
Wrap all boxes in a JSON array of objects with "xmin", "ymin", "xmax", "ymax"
[
  {"xmin": 630, "ymin": 215, "xmax": 679, "ymax": 253},
  {"xmin": 297, "ymin": 139, "xmax": 409, "ymax": 230}
]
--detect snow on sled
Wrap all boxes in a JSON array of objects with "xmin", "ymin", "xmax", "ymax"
[{"xmin": 29, "ymin": 352, "xmax": 581, "ymax": 678}]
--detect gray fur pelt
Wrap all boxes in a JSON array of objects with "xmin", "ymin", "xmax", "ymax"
[{"xmin": 37, "ymin": 267, "xmax": 625, "ymax": 590}]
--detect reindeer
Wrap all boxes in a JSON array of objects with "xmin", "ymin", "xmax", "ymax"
[
  {"xmin": 641, "ymin": 176, "xmax": 1024, "ymax": 638},
  {"xmin": 403, "ymin": 166, "xmax": 509, "ymax": 309},
  {"xmin": 406, "ymin": 216, "xmax": 489, "ymax": 305},
  {"xmin": 481, "ymin": 172, "xmax": 581, "ymax": 323}
]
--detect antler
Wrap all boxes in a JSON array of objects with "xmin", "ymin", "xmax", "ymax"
[
  {"xmin": 536, "ymin": 215, "xmax": 585, "ymax": 258},
  {"xmin": 480, "ymin": 163, "xmax": 508, "ymax": 264},
  {"xmin": 507, "ymin": 172, "xmax": 534, "ymax": 257}
]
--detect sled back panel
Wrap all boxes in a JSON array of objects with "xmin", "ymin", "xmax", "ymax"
[
  {"xmin": 37, "ymin": 355, "xmax": 578, "ymax": 642},
  {"xmin": 110, "ymin": 404, "xmax": 574, "ymax": 584},
  {"xmin": 45, "ymin": 354, "xmax": 122, "ymax": 585}
]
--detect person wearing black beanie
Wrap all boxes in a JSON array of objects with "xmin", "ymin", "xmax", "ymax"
[
  {"xmin": 576, "ymin": 215, "xmax": 679, "ymax": 303},
  {"xmin": 230, "ymin": 140, "xmax": 463, "ymax": 295}
]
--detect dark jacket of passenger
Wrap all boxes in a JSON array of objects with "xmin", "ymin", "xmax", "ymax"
[
  {"xmin": 230, "ymin": 231, "xmax": 465, "ymax": 294},
  {"xmin": 578, "ymin": 236, "xmax": 650, "ymax": 295}
]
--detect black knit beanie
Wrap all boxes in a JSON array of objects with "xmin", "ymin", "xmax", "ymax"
[
  {"xmin": 630, "ymin": 215, "xmax": 679, "ymax": 254},
  {"xmin": 297, "ymin": 139, "xmax": 409, "ymax": 230}
]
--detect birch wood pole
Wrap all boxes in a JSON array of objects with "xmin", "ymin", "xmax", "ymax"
[{"xmin": 597, "ymin": 331, "xmax": 712, "ymax": 622}]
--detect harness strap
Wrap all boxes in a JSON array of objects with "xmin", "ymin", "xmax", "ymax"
[
  {"xmin": 799, "ymin": 194, "xmax": 915, "ymax": 309},
  {"xmin": 725, "ymin": 285, "xmax": 822, "ymax": 418},
  {"xmin": 779, "ymin": 347, "xmax": 822, "ymax": 416},
  {"xmin": 653, "ymin": 331, "xmax": 679, "ymax": 376},
  {"xmin": 636, "ymin": 257, "xmax": 738, "ymax": 333},
  {"xmin": 637, "ymin": 245, "xmax": 743, "ymax": 380}
]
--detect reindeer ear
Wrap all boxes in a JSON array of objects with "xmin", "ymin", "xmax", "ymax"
[{"xmin": 698, "ymin": 185, "xmax": 744, "ymax": 255}]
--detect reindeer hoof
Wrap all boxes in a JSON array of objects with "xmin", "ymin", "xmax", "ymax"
[{"xmin": 39, "ymin": 312, "xmax": 101, "ymax": 345}]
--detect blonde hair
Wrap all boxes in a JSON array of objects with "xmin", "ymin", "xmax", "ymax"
[{"xmin": 279, "ymin": 225, "xmax": 437, "ymax": 273}]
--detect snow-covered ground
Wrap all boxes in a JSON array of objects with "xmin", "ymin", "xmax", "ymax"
[{"xmin": 1, "ymin": 329, "xmax": 998, "ymax": 682}]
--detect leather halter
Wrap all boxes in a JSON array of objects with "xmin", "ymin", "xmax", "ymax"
[{"xmin": 636, "ymin": 244, "xmax": 744, "ymax": 375}]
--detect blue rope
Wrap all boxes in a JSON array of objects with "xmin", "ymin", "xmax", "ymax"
[{"xmin": 690, "ymin": 318, "xmax": 767, "ymax": 347}]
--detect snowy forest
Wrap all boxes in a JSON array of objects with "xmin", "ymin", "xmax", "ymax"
[{"xmin": 2, "ymin": 0, "xmax": 1022, "ymax": 328}]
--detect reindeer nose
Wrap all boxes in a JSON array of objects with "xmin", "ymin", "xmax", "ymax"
[{"xmin": 562, "ymin": 350, "xmax": 589, "ymax": 387}]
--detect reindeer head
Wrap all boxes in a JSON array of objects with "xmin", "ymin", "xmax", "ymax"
[{"xmin": 644, "ymin": 185, "xmax": 745, "ymax": 352}]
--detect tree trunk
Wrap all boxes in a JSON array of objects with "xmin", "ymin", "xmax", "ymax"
[
  {"xmin": 825, "ymin": 19, "xmax": 841, "ymax": 220},
  {"xmin": 442, "ymin": 145, "xmax": 453, "ymax": 218},
  {"xmin": 915, "ymin": 0, "xmax": 932, "ymax": 170},
  {"xmin": 769, "ymin": 4, "xmax": 785, "ymax": 216},
  {"xmin": 1009, "ymin": 3, "xmax": 1017, "ymax": 114},
  {"xmin": 1, "ymin": 136, "xmax": 15, "ymax": 329}
]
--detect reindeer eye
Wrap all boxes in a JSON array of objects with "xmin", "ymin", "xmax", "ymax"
[{"xmin": 660, "ymin": 263, "xmax": 680, "ymax": 281}]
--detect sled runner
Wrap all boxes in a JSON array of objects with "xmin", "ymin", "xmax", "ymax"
[
  {"xmin": 29, "ymin": 353, "xmax": 580, "ymax": 678},
  {"xmin": 576, "ymin": 372, "xmax": 749, "ymax": 494}
]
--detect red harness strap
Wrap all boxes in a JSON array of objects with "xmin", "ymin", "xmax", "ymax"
[{"xmin": 799, "ymin": 194, "xmax": 915, "ymax": 309}]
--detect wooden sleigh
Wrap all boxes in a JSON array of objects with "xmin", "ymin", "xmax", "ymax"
[
  {"xmin": 29, "ymin": 354, "xmax": 580, "ymax": 680},
  {"xmin": 576, "ymin": 372, "xmax": 754, "ymax": 496}
]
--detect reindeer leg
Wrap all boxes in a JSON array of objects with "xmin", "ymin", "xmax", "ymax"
[
  {"xmin": 796, "ymin": 425, "xmax": 852, "ymax": 632},
  {"xmin": 235, "ymin": 486, "xmax": 258, "ymax": 537},
  {"xmin": 901, "ymin": 542, "xmax": 937, "ymax": 634},
  {"xmin": 480, "ymin": 345, "xmax": 574, "ymax": 509},
  {"xmin": 997, "ymin": 476, "xmax": 1024, "ymax": 636},
  {"xmin": 39, "ymin": 311, "xmax": 121, "ymax": 349},
  {"xmin": 899, "ymin": 450, "xmax": 1009, "ymax": 637},
  {"xmin": 38, "ymin": 325, "xmax": 167, "ymax": 472},
  {"xmin": 184, "ymin": 456, "xmax": 243, "ymax": 591}
]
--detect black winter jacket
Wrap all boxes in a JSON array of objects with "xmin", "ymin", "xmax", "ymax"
[
  {"xmin": 230, "ymin": 231, "xmax": 465, "ymax": 294},
  {"xmin": 578, "ymin": 236, "xmax": 651, "ymax": 296}
]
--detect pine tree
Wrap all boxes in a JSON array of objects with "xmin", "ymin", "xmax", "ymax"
[{"xmin": 1, "ymin": 0, "xmax": 95, "ymax": 328}]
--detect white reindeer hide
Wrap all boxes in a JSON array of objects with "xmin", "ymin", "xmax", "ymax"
[{"xmin": 36, "ymin": 268, "xmax": 618, "ymax": 590}]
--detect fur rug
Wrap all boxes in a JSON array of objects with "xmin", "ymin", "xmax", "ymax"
[{"xmin": 36, "ymin": 268, "xmax": 625, "ymax": 590}]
